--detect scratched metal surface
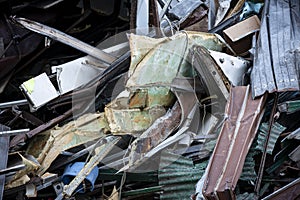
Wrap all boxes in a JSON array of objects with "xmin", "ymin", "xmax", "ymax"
[{"xmin": 251, "ymin": 0, "xmax": 300, "ymax": 98}]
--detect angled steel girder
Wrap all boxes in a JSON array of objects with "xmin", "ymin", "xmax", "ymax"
[{"xmin": 202, "ymin": 86, "xmax": 266, "ymax": 200}]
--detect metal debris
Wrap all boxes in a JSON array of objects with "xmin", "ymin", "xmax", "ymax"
[
  {"xmin": 203, "ymin": 85, "xmax": 266, "ymax": 199},
  {"xmin": 13, "ymin": 17, "xmax": 116, "ymax": 64},
  {"xmin": 278, "ymin": 99, "xmax": 300, "ymax": 114},
  {"xmin": 255, "ymin": 122, "xmax": 286, "ymax": 155},
  {"xmin": 262, "ymin": 178, "xmax": 300, "ymax": 200},
  {"xmin": 1, "ymin": 1, "xmax": 300, "ymax": 199},
  {"xmin": 159, "ymin": 151, "xmax": 208, "ymax": 200},
  {"xmin": 251, "ymin": 0, "xmax": 300, "ymax": 98}
]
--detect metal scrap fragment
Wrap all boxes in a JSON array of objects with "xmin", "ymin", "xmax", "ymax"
[{"xmin": 203, "ymin": 85, "xmax": 266, "ymax": 199}]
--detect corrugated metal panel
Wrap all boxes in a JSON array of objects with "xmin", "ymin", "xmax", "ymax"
[
  {"xmin": 251, "ymin": 0, "xmax": 300, "ymax": 98},
  {"xmin": 240, "ymin": 149, "xmax": 258, "ymax": 182},
  {"xmin": 278, "ymin": 99, "xmax": 300, "ymax": 114},
  {"xmin": 158, "ymin": 151, "xmax": 207, "ymax": 200},
  {"xmin": 255, "ymin": 122, "xmax": 286, "ymax": 155},
  {"xmin": 237, "ymin": 192, "xmax": 257, "ymax": 200}
]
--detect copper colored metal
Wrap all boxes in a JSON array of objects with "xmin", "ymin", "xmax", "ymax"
[{"xmin": 202, "ymin": 85, "xmax": 267, "ymax": 200}]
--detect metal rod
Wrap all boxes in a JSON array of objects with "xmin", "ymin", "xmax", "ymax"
[
  {"xmin": 255, "ymin": 93, "xmax": 278, "ymax": 197},
  {"xmin": 0, "ymin": 164, "xmax": 25, "ymax": 176},
  {"xmin": 0, "ymin": 99, "xmax": 28, "ymax": 109},
  {"xmin": 0, "ymin": 129, "xmax": 30, "ymax": 137},
  {"xmin": 12, "ymin": 17, "xmax": 116, "ymax": 65}
]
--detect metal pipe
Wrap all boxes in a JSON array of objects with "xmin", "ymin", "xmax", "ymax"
[
  {"xmin": 0, "ymin": 99, "xmax": 28, "ymax": 109},
  {"xmin": 0, "ymin": 128, "xmax": 30, "ymax": 137}
]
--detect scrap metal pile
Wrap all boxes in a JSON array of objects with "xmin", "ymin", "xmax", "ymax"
[{"xmin": 0, "ymin": 0, "xmax": 299, "ymax": 199}]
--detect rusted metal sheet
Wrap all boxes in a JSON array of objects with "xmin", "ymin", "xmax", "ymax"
[
  {"xmin": 105, "ymin": 96, "xmax": 166, "ymax": 133},
  {"xmin": 251, "ymin": 0, "xmax": 300, "ymax": 98},
  {"xmin": 129, "ymin": 102, "xmax": 180, "ymax": 165},
  {"xmin": 128, "ymin": 87, "xmax": 175, "ymax": 109},
  {"xmin": 262, "ymin": 177, "xmax": 300, "ymax": 200},
  {"xmin": 26, "ymin": 113, "xmax": 109, "ymax": 175},
  {"xmin": 120, "ymin": 101, "xmax": 181, "ymax": 171},
  {"xmin": 203, "ymin": 85, "xmax": 266, "ymax": 200},
  {"xmin": 6, "ymin": 153, "xmax": 40, "ymax": 189},
  {"xmin": 10, "ymin": 104, "xmax": 76, "ymax": 148},
  {"xmin": 180, "ymin": 5, "xmax": 208, "ymax": 30}
]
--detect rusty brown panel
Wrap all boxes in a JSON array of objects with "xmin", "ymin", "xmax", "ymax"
[
  {"xmin": 128, "ymin": 101, "xmax": 181, "ymax": 167},
  {"xmin": 203, "ymin": 85, "xmax": 267, "ymax": 200}
]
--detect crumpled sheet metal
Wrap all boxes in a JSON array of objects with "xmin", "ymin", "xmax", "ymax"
[
  {"xmin": 255, "ymin": 122, "xmax": 286, "ymax": 155},
  {"xmin": 26, "ymin": 113, "xmax": 109, "ymax": 176},
  {"xmin": 105, "ymin": 96, "xmax": 166, "ymax": 133},
  {"xmin": 214, "ymin": 0, "xmax": 232, "ymax": 27},
  {"xmin": 209, "ymin": 0, "xmax": 232, "ymax": 29},
  {"xmin": 203, "ymin": 85, "xmax": 266, "ymax": 200},
  {"xmin": 128, "ymin": 87, "xmax": 175, "ymax": 109},
  {"xmin": 126, "ymin": 31, "xmax": 225, "ymax": 89},
  {"xmin": 159, "ymin": 151, "xmax": 207, "ymax": 200},
  {"xmin": 6, "ymin": 154, "xmax": 40, "ymax": 189},
  {"xmin": 278, "ymin": 99, "xmax": 300, "ymax": 114},
  {"xmin": 124, "ymin": 101, "xmax": 181, "ymax": 171},
  {"xmin": 251, "ymin": 0, "xmax": 300, "ymax": 98},
  {"xmin": 52, "ymin": 56, "xmax": 104, "ymax": 94}
]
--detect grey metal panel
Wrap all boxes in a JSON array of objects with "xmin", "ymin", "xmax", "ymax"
[{"xmin": 251, "ymin": 0, "xmax": 300, "ymax": 98}]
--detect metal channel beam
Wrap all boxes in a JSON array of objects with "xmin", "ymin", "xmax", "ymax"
[{"xmin": 203, "ymin": 86, "xmax": 266, "ymax": 200}]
